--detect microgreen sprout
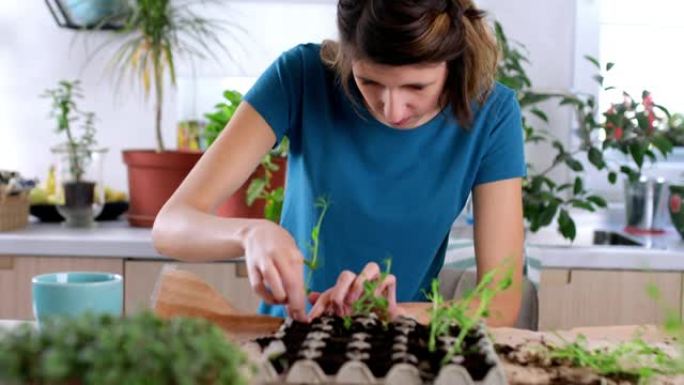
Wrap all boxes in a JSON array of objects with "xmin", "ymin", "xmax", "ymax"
[
  {"xmin": 425, "ymin": 266, "xmax": 514, "ymax": 365},
  {"xmin": 343, "ymin": 258, "xmax": 393, "ymax": 327},
  {"xmin": 304, "ymin": 196, "xmax": 331, "ymax": 290}
]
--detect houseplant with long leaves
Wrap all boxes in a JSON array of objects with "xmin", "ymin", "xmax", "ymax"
[{"xmin": 91, "ymin": 0, "xmax": 244, "ymax": 227}]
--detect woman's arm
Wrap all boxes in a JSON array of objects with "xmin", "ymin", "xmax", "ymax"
[
  {"xmin": 306, "ymin": 178, "xmax": 525, "ymax": 326},
  {"xmin": 152, "ymin": 101, "xmax": 276, "ymax": 260},
  {"xmin": 472, "ymin": 177, "xmax": 525, "ymax": 327},
  {"xmin": 152, "ymin": 101, "xmax": 308, "ymax": 320}
]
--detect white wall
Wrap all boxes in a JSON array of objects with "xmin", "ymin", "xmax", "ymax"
[
  {"xmin": 0, "ymin": 1, "xmax": 338, "ymax": 191},
  {"xmin": 0, "ymin": 0, "xmax": 579, "ymax": 192},
  {"xmin": 480, "ymin": 0, "xmax": 578, "ymax": 190}
]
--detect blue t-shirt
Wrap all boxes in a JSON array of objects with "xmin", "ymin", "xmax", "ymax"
[{"xmin": 244, "ymin": 43, "xmax": 526, "ymax": 317}]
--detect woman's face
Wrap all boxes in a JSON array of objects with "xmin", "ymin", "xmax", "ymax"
[{"xmin": 352, "ymin": 59, "xmax": 448, "ymax": 129}]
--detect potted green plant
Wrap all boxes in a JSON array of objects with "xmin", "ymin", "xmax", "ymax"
[
  {"xmin": 495, "ymin": 23, "xmax": 608, "ymax": 240},
  {"xmin": 42, "ymin": 80, "xmax": 108, "ymax": 228},
  {"xmin": 604, "ymin": 90, "xmax": 672, "ymax": 231},
  {"xmin": 562, "ymin": 62, "xmax": 673, "ymax": 232},
  {"xmin": 204, "ymin": 89, "xmax": 289, "ymax": 223},
  {"xmin": 496, "ymin": 22, "xmax": 673, "ymax": 238},
  {"xmin": 92, "ymin": 0, "xmax": 243, "ymax": 227},
  {"xmin": 0, "ymin": 312, "xmax": 249, "ymax": 385}
]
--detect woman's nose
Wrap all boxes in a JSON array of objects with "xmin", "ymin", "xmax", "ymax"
[{"xmin": 382, "ymin": 90, "xmax": 408, "ymax": 124}]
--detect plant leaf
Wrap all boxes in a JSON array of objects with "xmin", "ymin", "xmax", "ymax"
[
  {"xmin": 565, "ymin": 158, "xmax": 584, "ymax": 172},
  {"xmin": 585, "ymin": 55, "xmax": 601, "ymax": 69},
  {"xmin": 588, "ymin": 147, "xmax": 605, "ymax": 169},
  {"xmin": 246, "ymin": 178, "xmax": 266, "ymax": 206},
  {"xmin": 587, "ymin": 195, "xmax": 607, "ymax": 208},
  {"xmin": 629, "ymin": 142, "xmax": 645, "ymax": 169},
  {"xmin": 530, "ymin": 108, "xmax": 549, "ymax": 123},
  {"xmin": 651, "ymin": 135, "xmax": 673, "ymax": 157},
  {"xmin": 558, "ymin": 209, "xmax": 577, "ymax": 241},
  {"xmin": 573, "ymin": 177, "xmax": 583, "ymax": 195},
  {"xmin": 608, "ymin": 171, "xmax": 617, "ymax": 184}
]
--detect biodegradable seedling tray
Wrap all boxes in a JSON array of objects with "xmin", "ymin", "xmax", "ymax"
[
  {"xmin": 152, "ymin": 267, "xmax": 507, "ymax": 384},
  {"xmin": 247, "ymin": 314, "xmax": 508, "ymax": 385}
]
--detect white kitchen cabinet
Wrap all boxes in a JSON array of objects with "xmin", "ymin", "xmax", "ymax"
[{"xmin": 539, "ymin": 269, "xmax": 681, "ymax": 330}]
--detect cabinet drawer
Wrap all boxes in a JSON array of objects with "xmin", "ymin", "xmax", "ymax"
[{"xmin": 539, "ymin": 269, "xmax": 681, "ymax": 330}]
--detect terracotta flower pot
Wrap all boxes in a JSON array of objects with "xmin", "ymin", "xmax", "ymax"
[
  {"xmin": 123, "ymin": 150, "xmax": 202, "ymax": 227},
  {"xmin": 216, "ymin": 156, "xmax": 287, "ymax": 219},
  {"xmin": 123, "ymin": 150, "xmax": 287, "ymax": 227}
]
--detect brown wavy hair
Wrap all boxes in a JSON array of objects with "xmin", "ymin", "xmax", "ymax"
[{"xmin": 321, "ymin": 0, "xmax": 499, "ymax": 128}]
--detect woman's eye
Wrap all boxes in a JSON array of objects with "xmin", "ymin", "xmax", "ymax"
[
  {"xmin": 361, "ymin": 80, "xmax": 380, "ymax": 87},
  {"xmin": 407, "ymin": 85, "xmax": 425, "ymax": 91}
]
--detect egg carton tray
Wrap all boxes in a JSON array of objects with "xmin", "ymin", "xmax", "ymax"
[{"xmin": 246, "ymin": 314, "xmax": 508, "ymax": 385}]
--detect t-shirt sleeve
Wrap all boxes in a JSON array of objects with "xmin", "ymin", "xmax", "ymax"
[
  {"xmin": 473, "ymin": 87, "xmax": 527, "ymax": 186},
  {"xmin": 243, "ymin": 45, "xmax": 305, "ymax": 144}
]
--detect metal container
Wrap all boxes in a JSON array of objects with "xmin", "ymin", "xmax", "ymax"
[{"xmin": 624, "ymin": 176, "xmax": 667, "ymax": 231}]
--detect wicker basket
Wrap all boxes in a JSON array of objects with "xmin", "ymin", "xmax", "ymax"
[{"xmin": 0, "ymin": 191, "xmax": 29, "ymax": 231}]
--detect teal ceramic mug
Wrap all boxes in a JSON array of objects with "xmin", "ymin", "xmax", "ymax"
[{"xmin": 32, "ymin": 271, "xmax": 123, "ymax": 324}]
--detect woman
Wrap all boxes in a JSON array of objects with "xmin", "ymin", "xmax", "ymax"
[{"xmin": 152, "ymin": 0, "xmax": 525, "ymax": 326}]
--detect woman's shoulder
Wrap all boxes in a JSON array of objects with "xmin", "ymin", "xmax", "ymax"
[
  {"xmin": 486, "ymin": 82, "xmax": 518, "ymax": 109},
  {"xmin": 278, "ymin": 43, "xmax": 324, "ymax": 66}
]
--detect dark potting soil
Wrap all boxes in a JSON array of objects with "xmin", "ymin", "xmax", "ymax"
[
  {"xmin": 63, "ymin": 181, "xmax": 95, "ymax": 207},
  {"xmin": 254, "ymin": 315, "xmax": 494, "ymax": 382}
]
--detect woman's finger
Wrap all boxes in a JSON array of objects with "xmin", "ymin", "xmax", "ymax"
[
  {"xmin": 248, "ymin": 265, "xmax": 277, "ymax": 304},
  {"xmin": 330, "ymin": 270, "xmax": 357, "ymax": 312},
  {"xmin": 345, "ymin": 262, "xmax": 381, "ymax": 305},
  {"xmin": 307, "ymin": 289, "xmax": 332, "ymax": 320},
  {"xmin": 260, "ymin": 259, "xmax": 287, "ymax": 304},
  {"xmin": 275, "ymin": 251, "xmax": 307, "ymax": 321},
  {"xmin": 377, "ymin": 274, "xmax": 398, "ymax": 316}
]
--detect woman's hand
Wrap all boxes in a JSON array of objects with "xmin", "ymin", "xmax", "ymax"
[
  {"xmin": 242, "ymin": 219, "xmax": 307, "ymax": 321},
  {"xmin": 307, "ymin": 262, "xmax": 399, "ymax": 320}
]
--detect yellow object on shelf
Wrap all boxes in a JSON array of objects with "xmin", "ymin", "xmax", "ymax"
[
  {"xmin": 45, "ymin": 165, "xmax": 56, "ymax": 196},
  {"xmin": 177, "ymin": 120, "xmax": 204, "ymax": 152}
]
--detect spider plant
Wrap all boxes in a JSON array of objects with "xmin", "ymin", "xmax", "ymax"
[{"xmin": 91, "ymin": 0, "xmax": 244, "ymax": 152}]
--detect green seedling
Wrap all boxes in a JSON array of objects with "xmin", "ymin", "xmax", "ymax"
[
  {"xmin": 546, "ymin": 332, "xmax": 677, "ymax": 383},
  {"xmin": 425, "ymin": 278, "xmax": 448, "ymax": 353},
  {"xmin": 532, "ymin": 283, "xmax": 684, "ymax": 383},
  {"xmin": 0, "ymin": 312, "xmax": 248, "ymax": 385},
  {"xmin": 304, "ymin": 196, "xmax": 331, "ymax": 290},
  {"xmin": 344, "ymin": 258, "xmax": 393, "ymax": 327},
  {"xmin": 426, "ymin": 266, "xmax": 513, "ymax": 365}
]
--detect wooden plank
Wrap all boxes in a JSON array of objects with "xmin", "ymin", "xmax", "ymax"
[{"xmin": 125, "ymin": 261, "xmax": 259, "ymax": 315}]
